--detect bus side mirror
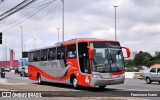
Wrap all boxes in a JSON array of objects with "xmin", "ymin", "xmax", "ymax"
[
  {"xmin": 87, "ymin": 46, "xmax": 94, "ymax": 59},
  {"xmin": 121, "ymin": 47, "xmax": 130, "ymax": 58}
]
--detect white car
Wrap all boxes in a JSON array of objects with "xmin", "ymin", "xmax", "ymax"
[
  {"xmin": 5, "ymin": 67, "xmax": 10, "ymax": 72},
  {"xmin": 143, "ymin": 65, "xmax": 160, "ymax": 84}
]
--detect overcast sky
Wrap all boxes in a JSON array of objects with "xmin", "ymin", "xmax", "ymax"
[{"xmin": 0, "ymin": 0, "xmax": 160, "ymax": 60}]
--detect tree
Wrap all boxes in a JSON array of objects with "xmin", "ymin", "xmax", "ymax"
[
  {"xmin": 133, "ymin": 51, "xmax": 152, "ymax": 66},
  {"xmin": 124, "ymin": 59, "xmax": 133, "ymax": 67}
]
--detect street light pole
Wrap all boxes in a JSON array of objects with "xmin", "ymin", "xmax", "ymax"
[
  {"xmin": 20, "ymin": 26, "xmax": 23, "ymax": 67},
  {"xmin": 24, "ymin": 45, "xmax": 25, "ymax": 52},
  {"xmin": 113, "ymin": 5, "xmax": 118, "ymax": 41},
  {"xmin": 5, "ymin": 38, "xmax": 7, "ymax": 66},
  {"xmin": 3, "ymin": 45, "xmax": 4, "ymax": 67},
  {"xmin": 61, "ymin": 0, "xmax": 64, "ymax": 42},
  {"xmin": 57, "ymin": 28, "xmax": 60, "ymax": 42},
  {"xmin": 20, "ymin": 26, "xmax": 23, "ymax": 55}
]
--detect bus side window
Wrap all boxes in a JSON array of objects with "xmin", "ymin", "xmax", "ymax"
[
  {"xmin": 41, "ymin": 49, "xmax": 48, "ymax": 61},
  {"xmin": 67, "ymin": 44, "xmax": 76, "ymax": 58},
  {"xmin": 29, "ymin": 52, "xmax": 34, "ymax": 62},
  {"xmin": 34, "ymin": 51, "xmax": 41, "ymax": 61},
  {"xmin": 33, "ymin": 51, "xmax": 36, "ymax": 61},
  {"xmin": 57, "ymin": 46, "xmax": 65, "ymax": 60},
  {"xmin": 48, "ymin": 48, "xmax": 56, "ymax": 60}
]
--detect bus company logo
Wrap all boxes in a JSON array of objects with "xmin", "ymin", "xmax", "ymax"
[
  {"xmin": 40, "ymin": 62, "xmax": 48, "ymax": 67},
  {"xmin": 2, "ymin": 92, "xmax": 11, "ymax": 97},
  {"xmin": 50, "ymin": 62, "xmax": 58, "ymax": 68}
]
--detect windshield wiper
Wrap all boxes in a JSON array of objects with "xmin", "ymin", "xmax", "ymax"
[
  {"xmin": 109, "ymin": 54, "xmax": 120, "ymax": 72},
  {"xmin": 106, "ymin": 48, "xmax": 120, "ymax": 72}
]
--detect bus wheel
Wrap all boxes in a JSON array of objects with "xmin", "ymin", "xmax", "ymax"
[
  {"xmin": 72, "ymin": 77, "xmax": 78, "ymax": 88},
  {"xmin": 99, "ymin": 85, "xmax": 106, "ymax": 89},
  {"xmin": 38, "ymin": 75, "xmax": 43, "ymax": 85}
]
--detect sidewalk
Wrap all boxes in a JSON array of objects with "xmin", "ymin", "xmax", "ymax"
[{"xmin": 0, "ymin": 78, "xmax": 7, "ymax": 83}]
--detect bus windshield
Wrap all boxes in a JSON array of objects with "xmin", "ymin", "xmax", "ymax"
[{"xmin": 90, "ymin": 42, "xmax": 124, "ymax": 72}]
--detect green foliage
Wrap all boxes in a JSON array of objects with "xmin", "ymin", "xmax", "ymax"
[
  {"xmin": 133, "ymin": 51, "xmax": 152, "ymax": 66},
  {"xmin": 124, "ymin": 59, "xmax": 133, "ymax": 67},
  {"xmin": 155, "ymin": 53, "xmax": 160, "ymax": 59},
  {"xmin": 125, "ymin": 51, "xmax": 160, "ymax": 68},
  {"xmin": 125, "ymin": 68, "xmax": 139, "ymax": 72}
]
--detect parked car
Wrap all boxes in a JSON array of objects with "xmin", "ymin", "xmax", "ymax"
[
  {"xmin": 143, "ymin": 64, "xmax": 160, "ymax": 84},
  {"xmin": 20, "ymin": 66, "xmax": 28, "ymax": 77},
  {"xmin": 138, "ymin": 66, "xmax": 149, "ymax": 71},
  {"xmin": 5, "ymin": 67, "xmax": 10, "ymax": 72}
]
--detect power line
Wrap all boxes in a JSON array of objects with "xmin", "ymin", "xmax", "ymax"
[
  {"xmin": 1, "ymin": 0, "xmax": 55, "ymax": 28},
  {"xmin": 25, "ymin": 0, "xmax": 51, "ymax": 8},
  {"xmin": 25, "ymin": 0, "xmax": 57, "ymax": 9},
  {"xmin": 0, "ymin": 0, "xmax": 5, "ymax": 4},
  {"xmin": 0, "ymin": 0, "xmax": 37, "ymax": 21},
  {"xmin": 2, "ymin": 0, "xmax": 56, "ymax": 32},
  {"xmin": 20, "ymin": 1, "xmax": 62, "ymax": 41},
  {"xmin": 0, "ymin": 17, "xmax": 7, "ymax": 29}
]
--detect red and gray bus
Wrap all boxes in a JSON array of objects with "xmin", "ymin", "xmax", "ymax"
[{"xmin": 28, "ymin": 38, "xmax": 130, "ymax": 89}]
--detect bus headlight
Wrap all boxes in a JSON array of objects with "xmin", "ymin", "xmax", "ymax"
[
  {"xmin": 92, "ymin": 74, "xmax": 102, "ymax": 78},
  {"xmin": 120, "ymin": 74, "xmax": 125, "ymax": 77}
]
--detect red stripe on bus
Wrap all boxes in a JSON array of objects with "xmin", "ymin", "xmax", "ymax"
[{"xmin": 111, "ymin": 71, "xmax": 125, "ymax": 75}]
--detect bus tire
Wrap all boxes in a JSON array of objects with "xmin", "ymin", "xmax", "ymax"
[
  {"xmin": 38, "ymin": 74, "xmax": 43, "ymax": 85},
  {"xmin": 99, "ymin": 85, "xmax": 106, "ymax": 89},
  {"xmin": 72, "ymin": 77, "xmax": 78, "ymax": 88}
]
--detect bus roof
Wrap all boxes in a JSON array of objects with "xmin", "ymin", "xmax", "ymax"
[
  {"xmin": 60, "ymin": 38, "xmax": 118, "ymax": 45},
  {"xmin": 29, "ymin": 38, "xmax": 119, "ymax": 52}
]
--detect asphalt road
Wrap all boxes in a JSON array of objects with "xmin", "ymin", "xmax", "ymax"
[
  {"xmin": 4, "ymin": 71, "xmax": 160, "ymax": 91},
  {"xmin": 1, "ymin": 71, "xmax": 160, "ymax": 100}
]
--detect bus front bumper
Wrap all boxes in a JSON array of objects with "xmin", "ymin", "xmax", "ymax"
[{"xmin": 90, "ymin": 76, "xmax": 125, "ymax": 86}]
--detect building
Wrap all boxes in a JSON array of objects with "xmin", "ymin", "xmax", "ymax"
[
  {"xmin": 0, "ymin": 49, "xmax": 18, "ymax": 68},
  {"xmin": 130, "ymin": 51, "xmax": 137, "ymax": 60}
]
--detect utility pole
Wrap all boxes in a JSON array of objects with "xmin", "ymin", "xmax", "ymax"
[
  {"xmin": 113, "ymin": 5, "xmax": 118, "ymax": 41},
  {"xmin": 2, "ymin": 45, "xmax": 4, "ymax": 67},
  {"xmin": 24, "ymin": 45, "xmax": 25, "ymax": 51},
  {"xmin": 20, "ymin": 26, "xmax": 23, "ymax": 67},
  {"xmin": 5, "ymin": 38, "xmax": 7, "ymax": 67},
  {"xmin": 57, "ymin": 28, "xmax": 60, "ymax": 42},
  {"xmin": 61, "ymin": 0, "xmax": 64, "ymax": 42}
]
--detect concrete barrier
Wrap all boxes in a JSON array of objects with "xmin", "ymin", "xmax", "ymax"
[
  {"xmin": 125, "ymin": 72, "xmax": 143, "ymax": 79},
  {"xmin": 125, "ymin": 72, "xmax": 134, "ymax": 78}
]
